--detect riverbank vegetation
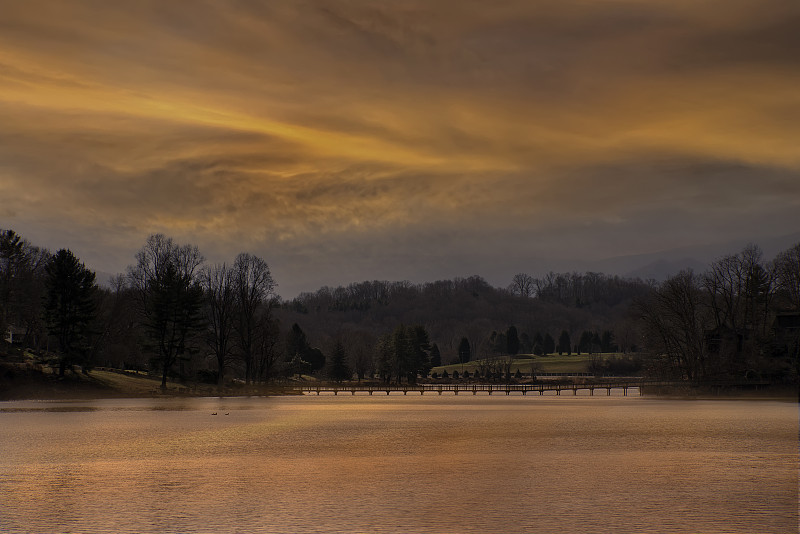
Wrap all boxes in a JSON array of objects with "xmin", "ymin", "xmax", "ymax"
[{"xmin": 1, "ymin": 228, "xmax": 798, "ymax": 399}]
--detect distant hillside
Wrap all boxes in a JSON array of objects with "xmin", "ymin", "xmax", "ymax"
[
  {"xmin": 625, "ymin": 258, "xmax": 708, "ymax": 281},
  {"xmin": 582, "ymin": 232, "xmax": 800, "ymax": 282},
  {"xmin": 276, "ymin": 273, "xmax": 652, "ymax": 365}
]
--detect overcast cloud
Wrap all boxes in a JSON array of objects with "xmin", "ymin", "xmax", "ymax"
[{"xmin": 1, "ymin": 0, "xmax": 798, "ymax": 297}]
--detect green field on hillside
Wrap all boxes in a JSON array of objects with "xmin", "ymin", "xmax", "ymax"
[{"xmin": 432, "ymin": 353, "xmax": 621, "ymax": 375}]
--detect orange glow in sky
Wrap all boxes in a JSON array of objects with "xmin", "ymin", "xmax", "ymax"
[{"xmin": 1, "ymin": 1, "xmax": 798, "ymax": 295}]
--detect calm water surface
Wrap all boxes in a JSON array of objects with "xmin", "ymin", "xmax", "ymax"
[{"xmin": 0, "ymin": 394, "xmax": 796, "ymax": 533}]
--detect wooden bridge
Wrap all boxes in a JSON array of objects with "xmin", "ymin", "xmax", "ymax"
[
  {"xmin": 291, "ymin": 381, "xmax": 668, "ymax": 397},
  {"xmin": 289, "ymin": 380, "xmax": 772, "ymax": 397}
]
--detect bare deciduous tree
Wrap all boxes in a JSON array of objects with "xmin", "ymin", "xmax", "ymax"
[
  {"xmin": 509, "ymin": 273, "xmax": 534, "ymax": 298},
  {"xmin": 202, "ymin": 263, "xmax": 235, "ymax": 387},
  {"xmin": 775, "ymin": 243, "xmax": 800, "ymax": 309},
  {"xmin": 638, "ymin": 270, "xmax": 710, "ymax": 380},
  {"xmin": 233, "ymin": 253, "xmax": 276, "ymax": 384},
  {"xmin": 128, "ymin": 234, "xmax": 204, "ymax": 388}
]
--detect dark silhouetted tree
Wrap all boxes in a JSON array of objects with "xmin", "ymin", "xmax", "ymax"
[
  {"xmin": 202, "ymin": 263, "xmax": 235, "ymax": 387},
  {"xmin": 533, "ymin": 332, "xmax": 544, "ymax": 356},
  {"xmin": 43, "ymin": 249, "xmax": 97, "ymax": 376},
  {"xmin": 775, "ymin": 243, "xmax": 800, "ymax": 310},
  {"xmin": 284, "ymin": 322, "xmax": 323, "ymax": 372},
  {"xmin": 543, "ymin": 333, "xmax": 555, "ymax": 355},
  {"xmin": 288, "ymin": 352, "xmax": 310, "ymax": 378},
  {"xmin": 128, "ymin": 234, "xmax": 205, "ymax": 388},
  {"xmin": 506, "ymin": 325, "xmax": 519, "ymax": 355},
  {"xmin": 306, "ymin": 347, "xmax": 326, "ymax": 372},
  {"xmin": 328, "ymin": 340, "xmax": 351, "ymax": 382},
  {"xmin": 509, "ymin": 273, "xmax": 534, "ymax": 297},
  {"xmin": 254, "ymin": 310, "xmax": 282, "ymax": 382},
  {"xmin": 430, "ymin": 342, "xmax": 442, "ymax": 368},
  {"xmin": 601, "ymin": 330, "xmax": 615, "ymax": 353},
  {"xmin": 376, "ymin": 334, "xmax": 393, "ymax": 383},
  {"xmin": 286, "ymin": 323, "xmax": 308, "ymax": 360},
  {"xmin": 345, "ymin": 330, "xmax": 375, "ymax": 381},
  {"xmin": 558, "ymin": 330, "xmax": 571, "ymax": 355},
  {"xmin": 458, "ymin": 337, "xmax": 471, "ymax": 364},
  {"xmin": 578, "ymin": 331, "xmax": 593, "ymax": 354},
  {"xmin": 1, "ymin": 230, "xmax": 27, "ymax": 330},
  {"xmin": 638, "ymin": 270, "xmax": 710, "ymax": 380},
  {"xmin": 1, "ymin": 229, "xmax": 49, "ymax": 347},
  {"xmin": 233, "ymin": 253, "xmax": 276, "ymax": 384},
  {"xmin": 410, "ymin": 325, "xmax": 432, "ymax": 379},
  {"xmin": 519, "ymin": 332, "xmax": 532, "ymax": 354},
  {"xmin": 592, "ymin": 332, "xmax": 602, "ymax": 353}
]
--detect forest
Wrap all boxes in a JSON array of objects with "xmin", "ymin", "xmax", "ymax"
[{"xmin": 1, "ymin": 228, "xmax": 798, "ymax": 387}]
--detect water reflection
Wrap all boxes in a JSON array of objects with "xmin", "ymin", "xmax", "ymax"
[
  {"xmin": 0, "ymin": 406, "xmax": 101, "ymax": 413},
  {"xmin": 0, "ymin": 396, "xmax": 796, "ymax": 534},
  {"xmin": 0, "ymin": 398, "xmax": 261, "ymax": 413}
]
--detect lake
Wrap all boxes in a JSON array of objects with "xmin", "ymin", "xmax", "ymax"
[{"xmin": 0, "ymin": 394, "xmax": 796, "ymax": 533}]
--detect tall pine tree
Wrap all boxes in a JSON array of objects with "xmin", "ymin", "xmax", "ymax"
[{"xmin": 44, "ymin": 249, "xmax": 97, "ymax": 376}]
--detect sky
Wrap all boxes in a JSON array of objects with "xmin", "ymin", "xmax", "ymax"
[{"xmin": 1, "ymin": 0, "xmax": 799, "ymax": 298}]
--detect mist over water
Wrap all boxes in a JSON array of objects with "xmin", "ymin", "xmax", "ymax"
[{"xmin": 1, "ymin": 396, "xmax": 796, "ymax": 534}]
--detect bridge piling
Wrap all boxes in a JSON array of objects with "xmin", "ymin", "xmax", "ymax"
[{"xmin": 297, "ymin": 380, "xmax": 736, "ymax": 398}]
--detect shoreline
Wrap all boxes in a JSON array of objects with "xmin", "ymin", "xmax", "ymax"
[
  {"xmin": 3, "ymin": 363, "xmax": 796, "ymax": 402},
  {"xmin": 0, "ymin": 365, "xmax": 295, "ymax": 401}
]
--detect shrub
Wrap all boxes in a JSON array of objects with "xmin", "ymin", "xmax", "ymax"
[{"xmin": 196, "ymin": 369, "xmax": 219, "ymax": 384}]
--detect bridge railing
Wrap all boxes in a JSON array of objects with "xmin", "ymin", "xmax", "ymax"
[{"xmin": 282, "ymin": 379, "xmax": 770, "ymax": 396}]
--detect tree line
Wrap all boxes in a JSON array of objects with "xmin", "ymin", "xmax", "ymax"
[
  {"xmin": 277, "ymin": 273, "xmax": 647, "ymax": 369},
  {"xmin": 1, "ymin": 230, "xmax": 285, "ymax": 387},
  {"xmin": 637, "ymin": 244, "xmax": 799, "ymax": 382},
  {"xmin": 2, "ymin": 228, "xmax": 798, "ymax": 386}
]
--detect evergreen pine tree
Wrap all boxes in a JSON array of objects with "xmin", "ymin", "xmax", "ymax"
[
  {"xmin": 328, "ymin": 341, "xmax": 350, "ymax": 382},
  {"xmin": 43, "ymin": 249, "xmax": 98, "ymax": 376},
  {"xmin": 430, "ymin": 342, "xmax": 442, "ymax": 367},
  {"xmin": 543, "ymin": 333, "xmax": 556, "ymax": 355},
  {"xmin": 506, "ymin": 325, "xmax": 519, "ymax": 355}
]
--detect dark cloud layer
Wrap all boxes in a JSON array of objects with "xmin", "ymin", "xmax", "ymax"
[{"xmin": 1, "ymin": 0, "xmax": 798, "ymax": 296}]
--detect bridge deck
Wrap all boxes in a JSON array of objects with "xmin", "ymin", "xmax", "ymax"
[
  {"xmin": 293, "ymin": 382, "xmax": 660, "ymax": 396},
  {"xmin": 288, "ymin": 380, "xmax": 766, "ymax": 396}
]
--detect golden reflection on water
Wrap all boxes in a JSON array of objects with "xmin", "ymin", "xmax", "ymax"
[{"xmin": 0, "ymin": 396, "xmax": 797, "ymax": 534}]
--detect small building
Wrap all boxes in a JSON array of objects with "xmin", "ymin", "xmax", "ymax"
[
  {"xmin": 4, "ymin": 325, "xmax": 24, "ymax": 345},
  {"xmin": 705, "ymin": 324, "xmax": 745, "ymax": 355},
  {"xmin": 773, "ymin": 311, "xmax": 800, "ymax": 352}
]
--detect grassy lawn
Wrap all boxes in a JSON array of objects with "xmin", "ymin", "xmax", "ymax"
[
  {"xmin": 0, "ymin": 356, "xmax": 218, "ymax": 399},
  {"xmin": 432, "ymin": 353, "xmax": 618, "ymax": 375},
  {"xmin": 89, "ymin": 369, "xmax": 170, "ymax": 395}
]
